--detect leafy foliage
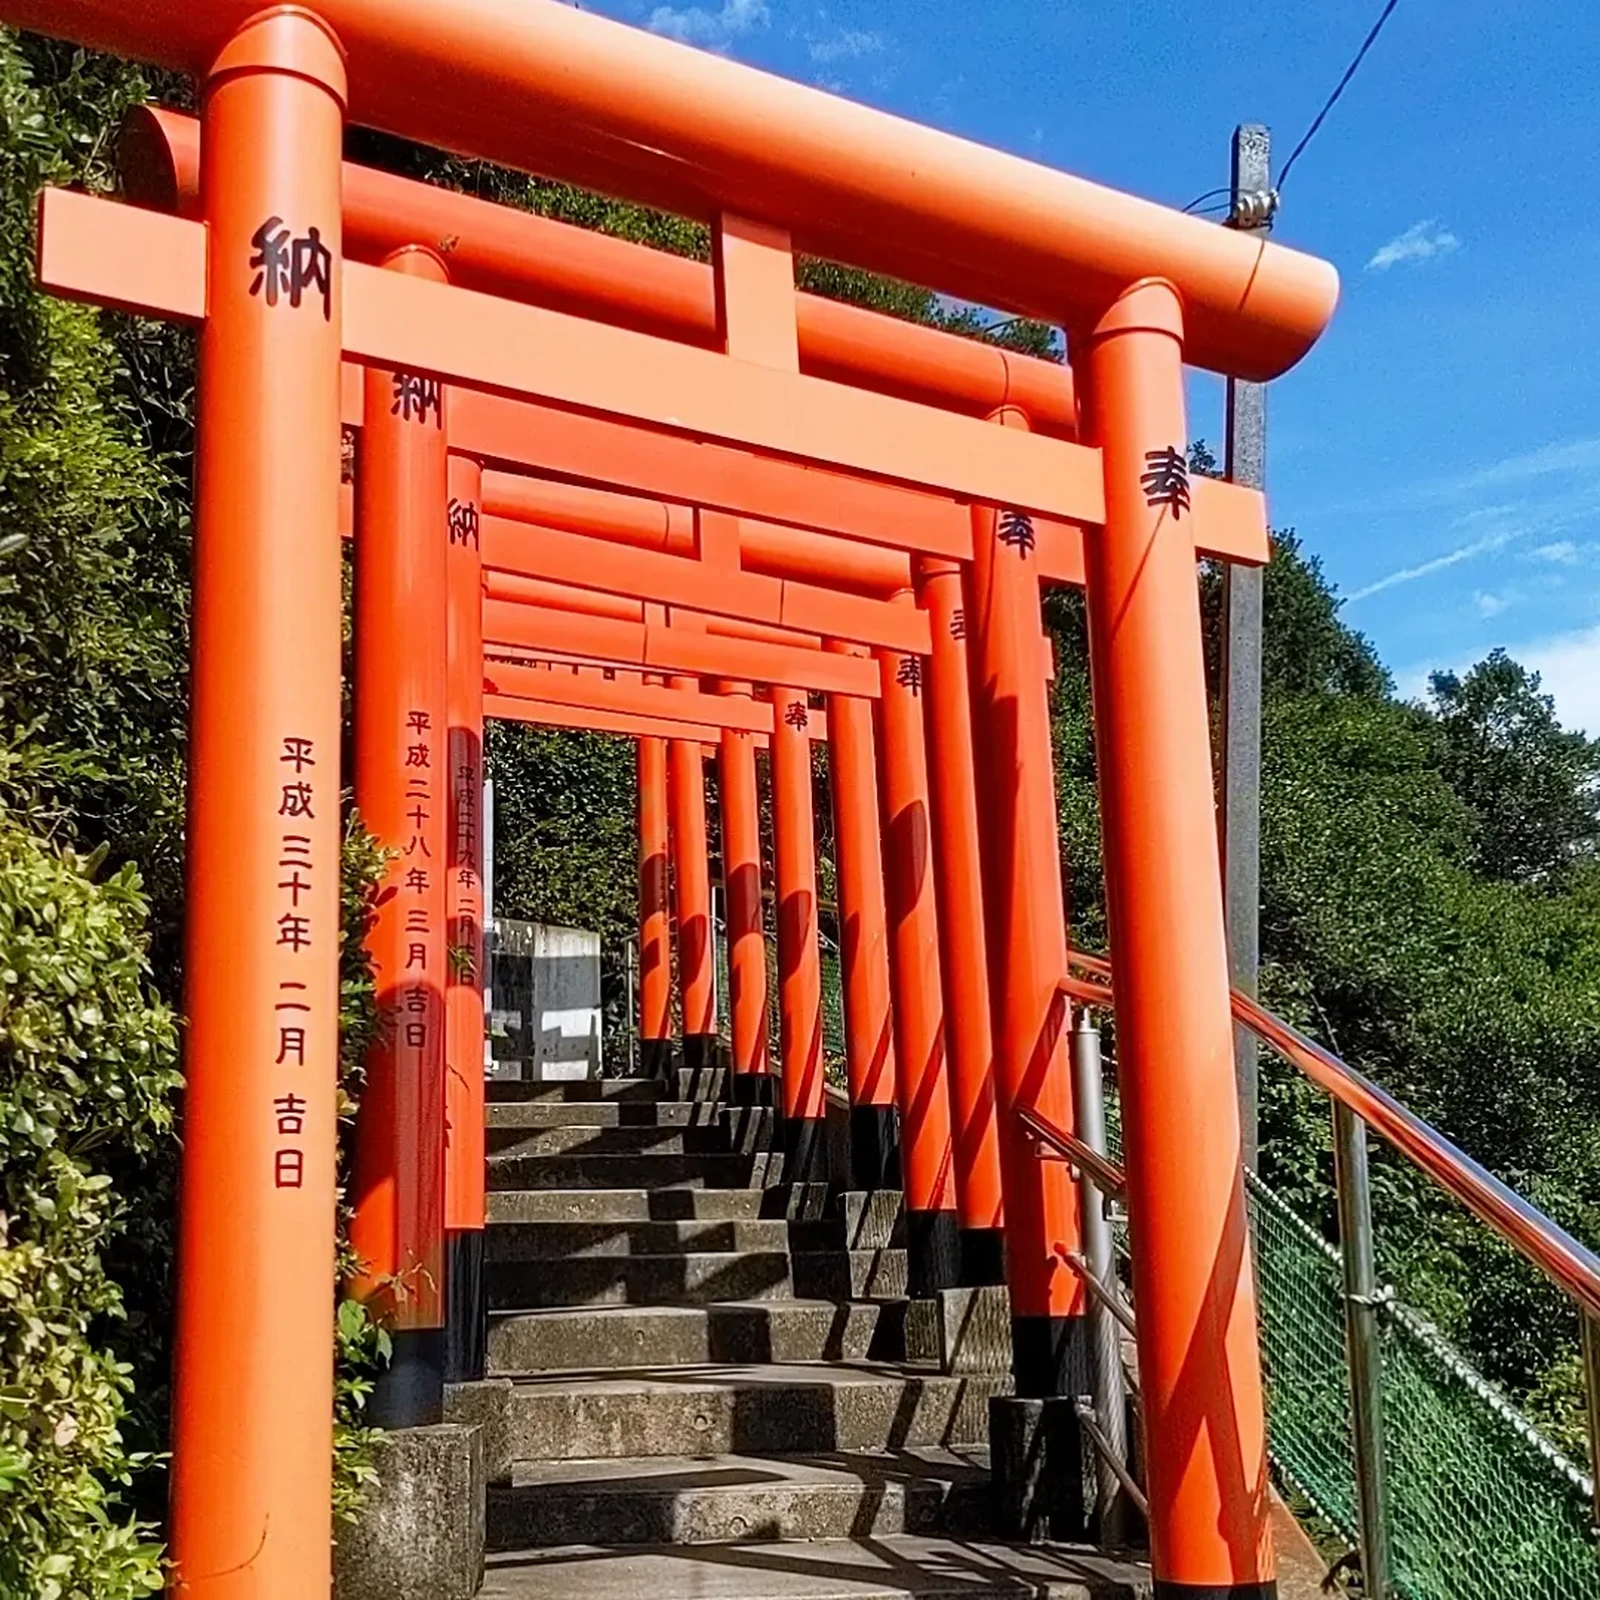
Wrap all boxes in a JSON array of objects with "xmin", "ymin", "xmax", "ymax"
[
  {"xmin": 332, "ymin": 812, "xmax": 392, "ymax": 1527},
  {"xmin": 0, "ymin": 817, "xmax": 178, "ymax": 1599}
]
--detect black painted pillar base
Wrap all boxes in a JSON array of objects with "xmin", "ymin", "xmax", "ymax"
[
  {"xmin": 783, "ymin": 1115, "xmax": 829, "ymax": 1186},
  {"xmin": 369, "ymin": 1325, "xmax": 445, "ymax": 1428},
  {"xmin": 906, "ymin": 1207, "xmax": 962, "ymax": 1298},
  {"xmin": 730, "ymin": 1070, "xmax": 777, "ymax": 1107},
  {"xmin": 681, "ymin": 1032, "xmax": 720, "ymax": 1073},
  {"xmin": 990, "ymin": 1393, "xmax": 1088, "ymax": 1544},
  {"xmin": 639, "ymin": 1036, "xmax": 673, "ymax": 1080},
  {"xmin": 848, "ymin": 1103, "xmax": 901, "ymax": 1191},
  {"xmin": 443, "ymin": 1227, "xmax": 486, "ymax": 1384},
  {"xmin": 958, "ymin": 1225, "xmax": 1007, "ymax": 1287},
  {"xmin": 1010, "ymin": 1311, "xmax": 1090, "ymax": 1399}
]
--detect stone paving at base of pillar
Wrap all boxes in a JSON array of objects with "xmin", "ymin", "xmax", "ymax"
[{"xmin": 479, "ymin": 1536, "xmax": 1149, "ymax": 1598}]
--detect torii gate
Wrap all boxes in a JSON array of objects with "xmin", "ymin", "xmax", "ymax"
[{"xmin": 22, "ymin": 4, "xmax": 1339, "ymax": 1596}]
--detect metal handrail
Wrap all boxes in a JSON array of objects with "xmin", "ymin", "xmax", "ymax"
[
  {"xmin": 1017, "ymin": 1103, "xmax": 1128, "ymax": 1202},
  {"xmin": 1061, "ymin": 952, "xmax": 1600, "ymax": 1323}
]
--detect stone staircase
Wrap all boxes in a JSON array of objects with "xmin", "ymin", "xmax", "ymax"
[{"xmin": 466, "ymin": 1065, "xmax": 1149, "ymax": 1599}]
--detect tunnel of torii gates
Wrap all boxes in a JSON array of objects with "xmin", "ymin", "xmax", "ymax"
[{"xmin": 17, "ymin": 3, "xmax": 1339, "ymax": 1595}]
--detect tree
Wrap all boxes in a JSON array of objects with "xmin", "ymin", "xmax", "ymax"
[{"xmin": 1428, "ymin": 649, "xmax": 1600, "ymax": 887}]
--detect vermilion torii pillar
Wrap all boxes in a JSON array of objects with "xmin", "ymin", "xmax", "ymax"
[
  {"xmin": 965, "ymin": 408, "xmax": 1086, "ymax": 1398},
  {"xmin": 826, "ymin": 644, "xmax": 900, "ymax": 1191},
  {"xmin": 769, "ymin": 683, "xmax": 827, "ymax": 1184},
  {"xmin": 1075, "ymin": 280, "xmax": 1275, "ymax": 1596},
  {"xmin": 916, "ymin": 556, "xmax": 1006, "ymax": 1287},
  {"xmin": 876, "ymin": 609, "xmax": 961, "ymax": 1297},
  {"xmin": 637, "ymin": 732, "xmax": 673, "ymax": 1077},
  {"xmin": 168, "ymin": 12, "xmax": 346, "ymax": 1596},
  {"xmin": 444, "ymin": 449, "xmax": 487, "ymax": 1384},
  {"xmin": 668, "ymin": 689, "xmax": 718, "ymax": 1074},
  {"xmin": 717, "ymin": 681, "xmax": 771, "ymax": 1100},
  {"xmin": 348, "ymin": 245, "xmax": 451, "ymax": 1426}
]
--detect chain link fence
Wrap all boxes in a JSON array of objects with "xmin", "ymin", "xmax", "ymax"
[{"xmin": 1106, "ymin": 1091, "xmax": 1600, "ymax": 1598}]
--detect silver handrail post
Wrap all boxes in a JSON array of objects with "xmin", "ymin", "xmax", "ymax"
[
  {"xmin": 1070, "ymin": 1009, "xmax": 1132, "ymax": 1547},
  {"xmin": 1581, "ymin": 1311, "xmax": 1600, "ymax": 1532},
  {"xmin": 1333, "ymin": 1100, "xmax": 1393, "ymax": 1599}
]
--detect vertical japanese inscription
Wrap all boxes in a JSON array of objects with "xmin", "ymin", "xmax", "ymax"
[
  {"xmin": 273, "ymin": 735, "xmax": 319, "ymax": 1187},
  {"xmin": 400, "ymin": 708, "xmax": 435, "ymax": 1053}
]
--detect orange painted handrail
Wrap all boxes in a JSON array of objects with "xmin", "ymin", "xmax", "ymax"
[
  {"xmin": 1062, "ymin": 953, "xmax": 1600, "ymax": 1321},
  {"xmin": 15, "ymin": 0, "xmax": 1338, "ymax": 378}
]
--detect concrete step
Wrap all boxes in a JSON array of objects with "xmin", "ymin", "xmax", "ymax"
[
  {"xmin": 479, "ymin": 1536, "xmax": 1146, "ymax": 1598},
  {"xmin": 676, "ymin": 1065, "xmax": 728, "ymax": 1101},
  {"xmin": 487, "ymin": 1151, "xmax": 782, "ymax": 1192},
  {"xmin": 486, "ymin": 1101, "xmax": 725, "ymax": 1129},
  {"xmin": 488, "ymin": 1079, "xmax": 664, "ymax": 1104},
  {"xmin": 487, "ymin": 1449, "xmax": 993, "ymax": 1550},
  {"xmin": 486, "ymin": 1124, "xmax": 738, "ymax": 1159},
  {"xmin": 487, "ymin": 1189, "xmax": 769, "ymax": 1226},
  {"xmin": 792, "ymin": 1249, "xmax": 909, "ymax": 1303},
  {"xmin": 790, "ymin": 1191, "xmax": 906, "ymax": 1253},
  {"xmin": 487, "ymin": 1218, "xmax": 792, "ymax": 1260},
  {"xmin": 499, "ymin": 1363, "xmax": 1008, "ymax": 1460},
  {"xmin": 488, "ymin": 1300, "xmax": 907, "ymax": 1374},
  {"xmin": 490, "ymin": 1251, "xmax": 795, "ymax": 1310}
]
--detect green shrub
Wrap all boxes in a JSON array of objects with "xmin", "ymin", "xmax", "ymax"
[{"xmin": 0, "ymin": 816, "xmax": 178, "ymax": 1599}]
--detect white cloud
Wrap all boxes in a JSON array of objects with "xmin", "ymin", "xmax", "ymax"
[
  {"xmin": 1347, "ymin": 527, "xmax": 1517, "ymax": 602},
  {"xmin": 1534, "ymin": 540, "xmax": 1580, "ymax": 565},
  {"xmin": 1474, "ymin": 591, "xmax": 1508, "ymax": 618},
  {"xmin": 648, "ymin": 0, "xmax": 769, "ymax": 48},
  {"xmin": 809, "ymin": 28, "xmax": 883, "ymax": 63},
  {"xmin": 1366, "ymin": 219, "xmax": 1460, "ymax": 272}
]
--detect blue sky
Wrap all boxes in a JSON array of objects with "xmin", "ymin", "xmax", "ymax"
[{"xmin": 578, "ymin": 0, "xmax": 1600, "ymax": 730}]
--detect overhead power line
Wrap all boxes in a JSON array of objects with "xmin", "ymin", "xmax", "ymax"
[{"xmin": 1181, "ymin": 0, "xmax": 1402, "ymax": 225}]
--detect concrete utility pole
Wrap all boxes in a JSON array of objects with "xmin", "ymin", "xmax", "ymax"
[{"xmin": 1220, "ymin": 122, "xmax": 1269, "ymax": 1170}]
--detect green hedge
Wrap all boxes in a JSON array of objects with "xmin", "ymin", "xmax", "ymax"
[{"xmin": 0, "ymin": 819, "xmax": 178, "ymax": 1599}]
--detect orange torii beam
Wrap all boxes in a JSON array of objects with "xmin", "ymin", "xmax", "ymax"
[
  {"xmin": 125, "ymin": 105, "xmax": 1081, "ymax": 436},
  {"xmin": 482, "ymin": 470, "xmax": 912, "ymax": 597},
  {"xmin": 29, "ymin": 0, "xmax": 1337, "ymax": 377},
  {"xmin": 36, "ymin": 190, "xmax": 1274, "ymax": 561},
  {"xmin": 484, "ymin": 600, "xmax": 881, "ymax": 700},
  {"xmin": 33, "ymin": 189, "xmax": 1274, "ymax": 576}
]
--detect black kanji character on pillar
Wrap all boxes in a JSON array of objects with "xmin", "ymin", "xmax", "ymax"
[
  {"xmin": 405, "ymin": 867, "xmax": 430, "ymax": 893},
  {"xmin": 783, "ymin": 700, "xmax": 810, "ymax": 730},
  {"xmin": 279, "ymin": 782, "xmax": 315, "ymax": 819},
  {"xmin": 1140, "ymin": 446, "xmax": 1191, "ymax": 519},
  {"xmin": 274, "ymin": 1093, "xmax": 308, "ymax": 1135},
  {"xmin": 406, "ymin": 743, "xmax": 431, "ymax": 769},
  {"xmin": 406, "ymin": 942, "xmax": 428, "ymax": 970},
  {"xmin": 404, "ymin": 1020, "xmax": 427, "ymax": 1048},
  {"xmin": 448, "ymin": 498, "xmax": 481, "ymax": 549},
  {"xmin": 391, "ymin": 372, "xmax": 443, "ymax": 426},
  {"xmin": 278, "ymin": 868, "xmax": 312, "ymax": 907},
  {"xmin": 949, "ymin": 607, "xmax": 966, "ymax": 641},
  {"xmin": 281, "ymin": 736, "xmax": 315, "ymax": 772},
  {"xmin": 274, "ymin": 1149, "xmax": 305, "ymax": 1189},
  {"xmin": 407, "ymin": 710, "xmax": 432, "ymax": 734},
  {"xmin": 249, "ymin": 217, "xmax": 332, "ymax": 319},
  {"xmin": 998, "ymin": 509, "xmax": 1036, "ymax": 556},
  {"xmin": 277, "ymin": 1026, "xmax": 307, "ymax": 1066},
  {"xmin": 894, "ymin": 655, "xmax": 923, "ymax": 696},
  {"xmin": 277, "ymin": 913, "xmax": 312, "ymax": 952}
]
